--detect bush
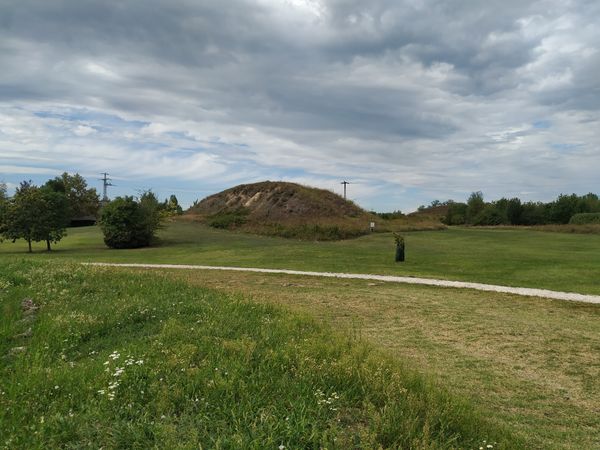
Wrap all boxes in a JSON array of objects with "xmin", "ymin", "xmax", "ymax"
[
  {"xmin": 206, "ymin": 209, "xmax": 249, "ymax": 229},
  {"xmin": 472, "ymin": 205, "xmax": 506, "ymax": 226},
  {"xmin": 569, "ymin": 212, "xmax": 600, "ymax": 225},
  {"xmin": 373, "ymin": 210, "xmax": 404, "ymax": 220},
  {"xmin": 443, "ymin": 202, "xmax": 467, "ymax": 225},
  {"xmin": 99, "ymin": 196, "xmax": 161, "ymax": 249}
]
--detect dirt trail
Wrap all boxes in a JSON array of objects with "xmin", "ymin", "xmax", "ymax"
[{"xmin": 82, "ymin": 262, "xmax": 600, "ymax": 305}]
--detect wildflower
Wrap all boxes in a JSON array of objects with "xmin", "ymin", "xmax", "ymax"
[
  {"xmin": 279, "ymin": 445, "xmax": 286, "ymax": 450},
  {"xmin": 54, "ymin": 385, "xmax": 59, "ymax": 390}
]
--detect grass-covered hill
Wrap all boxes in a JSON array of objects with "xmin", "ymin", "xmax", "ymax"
[{"xmin": 186, "ymin": 181, "xmax": 444, "ymax": 240}]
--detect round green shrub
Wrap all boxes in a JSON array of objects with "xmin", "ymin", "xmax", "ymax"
[
  {"xmin": 569, "ymin": 212, "xmax": 600, "ymax": 225},
  {"xmin": 99, "ymin": 196, "xmax": 160, "ymax": 249}
]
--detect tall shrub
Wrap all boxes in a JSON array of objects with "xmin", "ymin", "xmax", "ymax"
[
  {"xmin": 466, "ymin": 191, "xmax": 485, "ymax": 224},
  {"xmin": 443, "ymin": 202, "xmax": 467, "ymax": 225},
  {"xmin": 99, "ymin": 196, "xmax": 161, "ymax": 249},
  {"xmin": 569, "ymin": 213, "xmax": 600, "ymax": 225}
]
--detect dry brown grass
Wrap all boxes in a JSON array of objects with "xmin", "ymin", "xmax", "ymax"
[
  {"xmin": 153, "ymin": 268, "xmax": 600, "ymax": 449},
  {"xmin": 185, "ymin": 181, "xmax": 446, "ymax": 240},
  {"xmin": 189, "ymin": 181, "xmax": 366, "ymax": 220}
]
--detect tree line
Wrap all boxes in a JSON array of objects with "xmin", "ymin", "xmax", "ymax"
[
  {"xmin": 443, "ymin": 192, "xmax": 600, "ymax": 226},
  {"xmin": 0, "ymin": 173, "xmax": 183, "ymax": 252}
]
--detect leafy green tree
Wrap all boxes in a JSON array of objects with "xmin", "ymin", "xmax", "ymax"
[
  {"xmin": 158, "ymin": 194, "xmax": 184, "ymax": 217},
  {"xmin": 466, "ymin": 191, "xmax": 485, "ymax": 224},
  {"xmin": 44, "ymin": 172, "xmax": 100, "ymax": 219},
  {"xmin": 1, "ymin": 182, "xmax": 70, "ymax": 252},
  {"xmin": 99, "ymin": 195, "xmax": 161, "ymax": 249},
  {"xmin": 166, "ymin": 194, "xmax": 183, "ymax": 215},
  {"xmin": 0, "ymin": 182, "xmax": 8, "ymax": 239},
  {"xmin": 472, "ymin": 204, "xmax": 506, "ymax": 226},
  {"xmin": 36, "ymin": 188, "xmax": 70, "ymax": 251},
  {"xmin": 2, "ymin": 182, "xmax": 40, "ymax": 252},
  {"xmin": 139, "ymin": 191, "xmax": 163, "ymax": 231},
  {"xmin": 577, "ymin": 193, "xmax": 600, "ymax": 214},
  {"xmin": 549, "ymin": 194, "xmax": 580, "ymax": 224},
  {"xmin": 444, "ymin": 202, "xmax": 468, "ymax": 225},
  {"xmin": 506, "ymin": 198, "xmax": 523, "ymax": 225}
]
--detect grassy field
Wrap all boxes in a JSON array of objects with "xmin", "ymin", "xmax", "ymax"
[
  {"xmin": 2, "ymin": 222, "xmax": 599, "ymax": 447},
  {"xmin": 165, "ymin": 268, "xmax": 600, "ymax": 449},
  {"xmin": 2, "ymin": 220, "xmax": 600, "ymax": 294},
  {"xmin": 0, "ymin": 260, "xmax": 520, "ymax": 449}
]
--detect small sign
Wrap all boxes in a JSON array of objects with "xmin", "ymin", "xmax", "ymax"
[{"xmin": 370, "ymin": 222, "xmax": 375, "ymax": 231}]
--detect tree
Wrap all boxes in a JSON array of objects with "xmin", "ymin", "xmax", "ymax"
[
  {"xmin": 99, "ymin": 195, "xmax": 161, "ymax": 249},
  {"xmin": 3, "ymin": 182, "xmax": 40, "ymax": 252},
  {"xmin": 466, "ymin": 191, "xmax": 485, "ymax": 224},
  {"xmin": 0, "ymin": 183, "xmax": 8, "ymax": 241},
  {"xmin": 36, "ymin": 188, "xmax": 70, "ymax": 251},
  {"xmin": 578, "ymin": 193, "xmax": 600, "ymax": 213},
  {"xmin": 518, "ymin": 202, "xmax": 542, "ymax": 225},
  {"xmin": 166, "ymin": 194, "xmax": 183, "ymax": 215},
  {"xmin": 472, "ymin": 204, "xmax": 506, "ymax": 225},
  {"xmin": 506, "ymin": 198, "xmax": 523, "ymax": 225},
  {"xmin": 139, "ymin": 191, "xmax": 162, "ymax": 232},
  {"xmin": 1, "ymin": 182, "xmax": 70, "ymax": 252},
  {"xmin": 44, "ymin": 172, "xmax": 100, "ymax": 220},
  {"xmin": 549, "ymin": 194, "xmax": 580, "ymax": 224},
  {"xmin": 444, "ymin": 202, "xmax": 468, "ymax": 225}
]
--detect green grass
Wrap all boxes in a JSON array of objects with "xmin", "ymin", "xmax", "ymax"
[
  {"xmin": 3, "ymin": 221, "xmax": 600, "ymax": 294},
  {"xmin": 166, "ymin": 269, "xmax": 600, "ymax": 449},
  {"xmin": 2, "ymin": 223, "xmax": 599, "ymax": 447},
  {"xmin": 0, "ymin": 260, "xmax": 520, "ymax": 449}
]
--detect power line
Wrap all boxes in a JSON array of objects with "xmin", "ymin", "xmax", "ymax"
[
  {"xmin": 340, "ymin": 180, "xmax": 351, "ymax": 200},
  {"xmin": 99, "ymin": 172, "xmax": 114, "ymax": 202}
]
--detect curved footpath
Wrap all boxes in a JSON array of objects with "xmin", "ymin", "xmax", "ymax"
[{"xmin": 83, "ymin": 262, "xmax": 600, "ymax": 304}]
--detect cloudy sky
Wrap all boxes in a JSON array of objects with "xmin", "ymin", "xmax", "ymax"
[{"xmin": 1, "ymin": 0, "xmax": 599, "ymax": 212}]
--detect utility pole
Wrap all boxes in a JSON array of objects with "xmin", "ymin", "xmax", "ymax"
[
  {"xmin": 341, "ymin": 180, "xmax": 350, "ymax": 200},
  {"xmin": 99, "ymin": 173, "xmax": 113, "ymax": 202}
]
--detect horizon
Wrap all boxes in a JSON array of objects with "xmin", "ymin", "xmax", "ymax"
[{"xmin": 3, "ymin": 174, "xmax": 597, "ymax": 215}]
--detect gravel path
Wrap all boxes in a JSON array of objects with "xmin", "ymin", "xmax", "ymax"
[
  {"xmin": 82, "ymin": 262, "xmax": 600, "ymax": 304},
  {"xmin": 83, "ymin": 262, "xmax": 600, "ymax": 304}
]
